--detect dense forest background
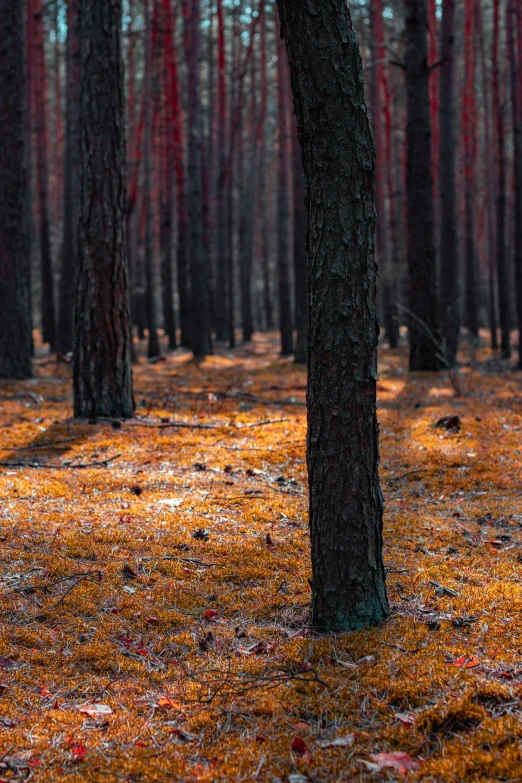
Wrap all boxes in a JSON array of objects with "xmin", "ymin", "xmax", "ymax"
[{"xmin": 24, "ymin": 0, "xmax": 519, "ymax": 362}]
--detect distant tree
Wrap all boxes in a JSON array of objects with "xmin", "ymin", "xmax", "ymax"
[
  {"xmin": 57, "ymin": 0, "xmax": 80, "ymax": 358},
  {"xmin": 0, "ymin": 0, "xmax": 32, "ymax": 380},
  {"xmin": 438, "ymin": 0, "xmax": 459, "ymax": 365},
  {"xmin": 74, "ymin": 0, "xmax": 134, "ymax": 419},
  {"xmin": 277, "ymin": 0, "xmax": 390, "ymax": 631},
  {"xmin": 404, "ymin": 0, "xmax": 442, "ymax": 371},
  {"xmin": 292, "ymin": 110, "xmax": 307, "ymax": 365},
  {"xmin": 462, "ymin": 0, "xmax": 478, "ymax": 341},
  {"xmin": 508, "ymin": 0, "xmax": 522, "ymax": 368}
]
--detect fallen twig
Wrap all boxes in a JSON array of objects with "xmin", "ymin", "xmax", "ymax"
[{"xmin": 0, "ymin": 454, "xmax": 121, "ymax": 470}]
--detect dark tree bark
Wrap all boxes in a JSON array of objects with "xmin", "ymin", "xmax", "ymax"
[
  {"xmin": 404, "ymin": 0, "xmax": 442, "ymax": 371},
  {"xmin": 214, "ymin": 0, "xmax": 228, "ymax": 342},
  {"xmin": 493, "ymin": 0, "xmax": 511, "ymax": 358},
  {"xmin": 510, "ymin": 0, "xmax": 522, "ymax": 367},
  {"xmin": 74, "ymin": 0, "xmax": 134, "ymax": 419},
  {"xmin": 292, "ymin": 109, "xmax": 307, "ymax": 364},
  {"xmin": 57, "ymin": 0, "xmax": 80, "ymax": 357},
  {"xmin": 31, "ymin": 0, "xmax": 56, "ymax": 351},
  {"xmin": 0, "ymin": 0, "xmax": 32, "ymax": 380},
  {"xmin": 438, "ymin": 0, "xmax": 459, "ymax": 365},
  {"xmin": 276, "ymin": 16, "xmax": 294, "ymax": 357},
  {"xmin": 462, "ymin": 0, "xmax": 478, "ymax": 341},
  {"xmin": 144, "ymin": 0, "xmax": 160, "ymax": 359},
  {"xmin": 258, "ymin": 6, "xmax": 273, "ymax": 331},
  {"xmin": 183, "ymin": 0, "xmax": 211, "ymax": 357},
  {"xmin": 277, "ymin": 0, "xmax": 389, "ymax": 631}
]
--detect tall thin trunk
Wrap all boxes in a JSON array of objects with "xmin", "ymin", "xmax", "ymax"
[
  {"xmin": 0, "ymin": 0, "xmax": 32, "ymax": 379},
  {"xmin": 276, "ymin": 15, "xmax": 294, "ymax": 357},
  {"xmin": 404, "ymin": 0, "xmax": 442, "ymax": 371},
  {"xmin": 493, "ymin": 0, "xmax": 511, "ymax": 357},
  {"xmin": 183, "ymin": 0, "xmax": 210, "ymax": 357},
  {"xmin": 214, "ymin": 0, "xmax": 228, "ymax": 341},
  {"xmin": 74, "ymin": 0, "xmax": 134, "ymax": 419},
  {"xmin": 277, "ymin": 0, "xmax": 389, "ymax": 631},
  {"xmin": 292, "ymin": 108, "xmax": 307, "ymax": 364},
  {"xmin": 510, "ymin": 0, "xmax": 522, "ymax": 366},
  {"xmin": 144, "ymin": 0, "xmax": 160, "ymax": 358},
  {"xmin": 382, "ymin": 49, "xmax": 400, "ymax": 349},
  {"xmin": 31, "ymin": 0, "xmax": 56, "ymax": 350},
  {"xmin": 258, "ymin": 7, "xmax": 273, "ymax": 331},
  {"xmin": 57, "ymin": 0, "xmax": 80, "ymax": 357},
  {"xmin": 428, "ymin": 0, "xmax": 439, "ymax": 237},
  {"xmin": 463, "ymin": 0, "xmax": 478, "ymax": 339},
  {"xmin": 439, "ymin": 0, "xmax": 459, "ymax": 364}
]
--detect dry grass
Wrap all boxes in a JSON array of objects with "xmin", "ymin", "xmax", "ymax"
[{"xmin": 0, "ymin": 332, "xmax": 522, "ymax": 782}]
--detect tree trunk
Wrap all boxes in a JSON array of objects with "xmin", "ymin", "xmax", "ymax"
[
  {"xmin": 31, "ymin": 0, "xmax": 56, "ymax": 351},
  {"xmin": 277, "ymin": 0, "xmax": 390, "ymax": 631},
  {"xmin": 404, "ymin": 0, "xmax": 442, "ymax": 371},
  {"xmin": 57, "ymin": 0, "xmax": 80, "ymax": 358},
  {"xmin": 183, "ymin": 0, "xmax": 210, "ymax": 357},
  {"xmin": 0, "ymin": 0, "xmax": 32, "ymax": 380},
  {"xmin": 438, "ymin": 0, "xmax": 459, "ymax": 365},
  {"xmin": 74, "ymin": 0, "xmax": 134, "ymax": 420},
  {"xmin": 214, "ymin": 0, "xmax": 228, "ymax": 342},
  {"xmin": 510, "ymin": 0, "xmax": 522, "ymax": 367},
  {"xmin": 292, "ymin": 109, "xmax": 307, "ymax": 364},
  {"xmin": 258, "ymin": 8, "xmax": 273, "ymax": 332},
  {"xmin": 493, "ymin": 0, "xmax": 511, "ymax": 358},
  {"xmin": 276, "ymin": 16, "xmax": 294, "ymax": 357},
  {"xmin": 240, "ymin": 40, "xmax": 258, "ymax": 344},
  {"xmin": 144, "ymin": 0, "xmax": 160, "ymax": 359},
  {"xmin": 463, "ymin": 0, "xmax": 478, "ymax": 340}
]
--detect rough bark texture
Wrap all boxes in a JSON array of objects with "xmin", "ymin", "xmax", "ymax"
[
  {"xmin": 74, "ymin": 0, "xmax": 134, "ymax": 419},
  {"xmin": 438, "ymin": 0, "xmax": 459, "ymax": 365},
  {"xmin": 57, "ymin": 0, "xmax": 80, "ymax": 357},
  {"xmin": 276, "ymin": 18, "xmax": 294, "ymax": 357},
  {"xmin": 0, "ymin": 0, "xmax": 32, "ymax": 380},
  {"xmin": 493, "ymin": 0, "xmax": 511, "ymax": 358},
  {"xmin": 404, "ymin": 0, "xmax": 442, "ymax": 371},
  {"xmin": 277, "ymin": 0, "xmax": 389, "ymax": 631},
  {"xmin": 183, "ymin": 0, "xmax": 211, "ymax": 357},
  {"xmin": 511, "ymin": 0, "xmax": 522, "ymax": 367}
]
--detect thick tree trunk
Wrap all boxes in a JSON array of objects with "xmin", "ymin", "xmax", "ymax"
[
  {"xmin": 277, "ymin": 0, "xmax": 389, "ymax": 631},
  {"xmin": 463, "ymin": 0, "xmax": 478, "ymax": 340},
  {"xmin": 0, "ymin": 0, "xmax": 32, "ymax": 379},
  {"xmin": 276, "ymin": 17, "xmax": 294, "ymax": 357},
  {"xmin": 404, "ymin": 0, "xmax": 442, "ymax": 371},
  {"xmin": 183, "ymin": 0, "xmax": 211, "ymax": 357},
  {"xmin": 57, "ymin": 0, "xmax": 80, "ymax": 358},
  {"xmin": 438, "ymin": 0, "xmax": 459, "ymax": 365},
  {"xmin": 74, "ymin": 0, "xmax": 134, "ymax": 419},
  {"xmin": 493, "ymin": 0, "xmax": 511, "ymax": 358}
]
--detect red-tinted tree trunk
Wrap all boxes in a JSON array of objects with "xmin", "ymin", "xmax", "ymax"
[
  {"xmin": 74, "ymin": 0, "xmax": 134, "ymax": 419},
  {"xmin": 57, "ymin": 0, "xmax": 80, "ymax": 357},
  {"xmin": 277, "ymin": 0, "xmax": 389, "ymax": 631},
  {"xmin": 183, "ymin": 0, "xmax": 210, "ymax": 357},
  {"xmin": 0, "ymin": 0, "xmax": 32, "ymax": 379},
  {"xmin": 463, "ymin": 0, "xmax": 478, "ymax": 339},
  {"xmin": 30, "ymin": 0, "xmax": 56, "ymax": 351},
  {"xmin": 404, "ymin": 0, "xmax": 442, "ymax": 371},
  {"xmin": 276, "ymin": 15, "xmax": 294, "ymax": 357},
  {"xmin": 493, "ymin": 0, "xmax": 511, "ymax": 357},
  {"xmin": 439, "ymin": 0, "xmax": 459, "ymax": 364},
  {"xmin": 510, "ymin": 0, "xmax": 522, "ymax": 367}
]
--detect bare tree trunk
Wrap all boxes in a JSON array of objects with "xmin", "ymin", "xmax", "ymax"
[
  {"xmin": 0, "ymin": 0, "xmax": 32, "ymax": 379},
  {"xmin": 510, "ymin": 0, "xmax": 522, "ymax": 367},
  {"xmin": 74, "ymin": 0, "xmax": 134, "ymax": 419},
  {"xmin": 277, "ymin": 0, "xmax": 389, "ymax": 631},
  {"xmin": 463, "ymin": 0, "xmax": 478, "ymax": 340}
]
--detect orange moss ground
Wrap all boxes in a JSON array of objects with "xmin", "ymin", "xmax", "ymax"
[{"xmin": 1, "ymin": 333, "xmax": 522, "ymax": 782}]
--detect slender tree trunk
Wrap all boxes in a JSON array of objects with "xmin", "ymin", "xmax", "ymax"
[
  {"xmin": 258, "ymin": 4, "xmax": 273, "ymax": 331},
  {"xmin": 292, "ymin": 108, "xmax": 307, "ymax": 364},
  {"xmin": 0, "ymin": 0, "xmax": 32, "ymax": 379},
  {"xmin": 144, "ymin": 0, "xmax": 161, "ymax": 358},
  {"xmin": 183, "ymin": 0, "xmax": 210, "ymax": 357},
  {"xmin": 428, "ymin": 0, "xmax": 439, "ymax": 241},
  {"xmin": 214, "ymin": 0, "xmax": 228, "ymax": 342},
  {"xmin": 463, "ymin": 0, "xmax": 478, "ymax": 340},
  {"xmin": 439, "ymin": 0, "xmax": 459, "ymax": 364},
  {"xmin": 510, "ymin": 0, "xmax": 522, "ymax": 367},
  {"xmin": 404, "ymin": 0, "xmax": 442, "ymax": 371},
  {"xmin": 31, "ymin": 0, "xmax": 56, "ymax": 351},
  {"xmin": 57, "ymin": 0, "xmax": 80, "ymax": 358},
  {"xmin": 382, "ymin": 44, "xmax": 399, "ymax": 348},
  {"xmin": 74, "ymin": 0, "xmax": 134, "ymax": 419},
  {"xmin": 277, "ymin": 0, "xmax": 389, "ymax": 631},
  {"xmin": 276, "ymin": 16, "xmax": 294, "ymax": 357},
  {"xmin": 493, "ymin": 0, "xmax": 511, "ymax": 357}
]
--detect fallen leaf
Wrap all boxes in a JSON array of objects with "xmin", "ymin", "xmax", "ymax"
[
  {"xmin": 317, "ymin": 734, "xmax": 356, "ymax": 748},
  {"xmin": 71, "ymin": 743, "xmax": 87, "ymax": 761},
  {"xmin": 362, "ymin": 751, "xmax": 422, "ymax": 774},
  {"xmin": 79, "ymin": 703, "xmax": 113, "ymax": 718},
  {"xmin": 449, "ymin": 655, "xmax": 480, "ymax": 668},
  {"xmin": 202, "ymin": 609, "xmax": 219, "ymax": 621},
  {"xmin": 395, "ymin": 712, "xmax": 415, "ymax": 727},
  {"xmin": 290, "ymin": 737, "xmax": 308, "ymax": 756}
]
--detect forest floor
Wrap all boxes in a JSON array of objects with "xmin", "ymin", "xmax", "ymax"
[{"xmin": 1, "ymin": 332, "xmax": 522, "ymax": 782}]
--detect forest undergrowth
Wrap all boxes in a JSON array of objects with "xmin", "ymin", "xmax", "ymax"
[{"xmin": 1, "ymin": 332, "xmax": 522, "ymax": 782}]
